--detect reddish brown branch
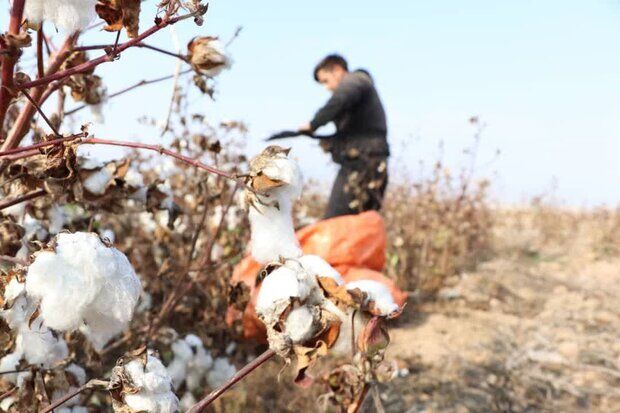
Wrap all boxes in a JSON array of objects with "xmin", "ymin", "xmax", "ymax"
[
  {"xmin": 21, "ymin": 9, "xmax": 205, "ymax": 91},
  {"xmin": 39, "ymin": 379, "xmax": 108, "ymax": 413},
  {"xmin": 0, "ymin": 133, "xmax": 84, "ymax": 157},
  {"xmin": 81, "ymin": 137, "xmax": 235, "ymax": 180},
  {"xmin": 0, "ymin": 189, "xmax": 46, "ymax": 211},
  {"xmin": 137, "ymin": 42, "xmax": 189, "ymax": 61},
  {"xmin": 36, "ymin": 29, "xmax": 45, "ymax": 79},
  {"xmin": 187, "ymin": 349, "xmax": 276, "ymax": 413},
  {"xmin": 19, "ymin": 88, "xmax": 61, "ymax": 136},
  {"xmin": 0, "ymin": 0, "xmax": 27, "ymax": 129}
]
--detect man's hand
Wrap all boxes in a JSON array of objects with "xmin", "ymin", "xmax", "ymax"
[{"xmin": 298, "ymin": 122, "xmax": 312, "ymax": 133}]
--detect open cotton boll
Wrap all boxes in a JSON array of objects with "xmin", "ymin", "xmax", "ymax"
[
  {"xmin": 284, "ymin": 306, "xmax": 320, "ymax": 343},
  {"xmin": 207, "ymin": 357, "xmax": 236, "ymax": 389},
  {"xmin": 123, "ymin": 354, "xmax": 179, "ymax": 413},
  {"xmin": 179, "ymin": 392, "xmax": 197, "ymax": 411},
  {"xmin": 25, "ymin": 0, "xmax": 97, "ymax": 33},
  {"xmin": 256, "ymin": 265, "xmax": 313, "ymax": 316},
  {"xmin": 167, "ymin": 334, "xmax": 213, "ymax": 391},
  {"xmin": 330, "ymin": 309, "xmax": 367, "ymax": 356},
  {"xmin": 346, "ymin": 280, "xmax": 399, "ymax": 316},
  {"xmin": 82, "ymin": 166, "xmax": 113, "ymax": 195},
  {"xmin": 25, "ymin": 232, "xmax": 141, "ymax": 349},
  {"xmin": 261, "ymin": 156, "xmax": 303, "ymax": 200},
  {"xmin": 298, "ymin": 255, "xmax": 344, "ymax": 285}
]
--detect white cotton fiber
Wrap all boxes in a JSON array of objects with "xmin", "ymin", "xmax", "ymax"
[
  {"xmin": 255, "ymin": 266, "xmax": 312, "ymax": 314},
  {"xmin": 123, "ymin": 353, "xmax": 179, "ymax": 413},
  {"xmin": 248, "ymin": 201, "xmax": 302, "ymax": 264},
  {"xmin": 206, "ymin": 357, "xmax": 236, "ymax": 389},
  {"xmin": 25, "ymin": 232, "xmax": 141, "ymax": 350},
  {"xmin": 284, "ymin": 306, "xmax": 318, "ymax": 343},
  {"xmin": 298, "ymin": 255, "xmax": 344, "ymax": 285},
  {"xmin": 346, "ymin": 280, "xmax": 399, "ymax": 316},
  {"xmin": 82, "ymin": 167, "xmax": 113, "ymax": 195},
  {"xmin": 167, "ymin": 334, "xmax": 213, "ymax": 391},
  {"xmin": 25, "ymin": 0, "xmax": 97, "ymax": 33}
]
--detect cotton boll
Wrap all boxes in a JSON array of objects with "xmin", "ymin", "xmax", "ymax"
[
  {"xmin": 123, "ymin": 354, "xmax": 179, "ymax": 413},
  {"xmin": 0, "ymin": 352, "xmax": 30, "ymax": 386},
  {"xmin": 346, "ymin": 280, "xmax": 399, "ymax": 316},
  {"xmin": 124, "ymin": 167, "xmax": 145, "ymax": 188},
  {"xmin": 284, "ymin": 306, "xmax": 319, "ymax": 343},
  {"xmin": 261, "ymin": 156, "xmax": 303, "ymax": 200},
  {"xmin": 66, "ymin": 363, "xmax": 87, "ymax": 386},
  {"xmin": 298, "ymin": 255, "xmax": 344, "ymax": 285},
  {"xmin": 25, "ymin": 232, "xmax": 141, "ymax": 349},
  {"xmin": 179, "ymin": 391, "xmax": 197, "ymax": 411},
  {"xmin": 207, "ymin": 358, "xmax": 236, "ymax": 389},
  {"xmin": 167, "ymin": 335, "xmax": 213, "ymax": 391},
  {"xmin": 82, "ymin": 167, "xmax": 113, "ymax": 195},
  {"xmin": 256, "ymin": 266, "xmax": 312, "ymax": 315},
  {"xmin": 48, "ymin": 205, "xmax": 69, "ymax": 234}
]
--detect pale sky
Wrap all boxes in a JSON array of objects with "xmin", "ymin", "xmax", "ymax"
[{"xmin": 4, "ymin": 0, "xmax": 620, "ymax": 206}]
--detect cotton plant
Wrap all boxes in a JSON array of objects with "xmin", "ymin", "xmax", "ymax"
[
  {"xmin": 24, "ymin": 231, "xmax": 142, "ymax": 350},
  {"xmin": 244, "ymin": 146, "xmax": 402, "ymax": 386}
]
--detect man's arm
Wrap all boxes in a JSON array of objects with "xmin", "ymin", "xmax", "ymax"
[{"xmin": 307, "ymin": 74, "xmax": 368, "ymax": 131}]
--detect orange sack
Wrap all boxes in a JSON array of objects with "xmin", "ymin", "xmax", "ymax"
[{"xmin": 227, "ymin": 211, "xmax": 407, "ymax": 342}]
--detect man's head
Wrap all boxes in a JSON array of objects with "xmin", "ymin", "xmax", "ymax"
[{"xmin": 313, "ymin": 54, "xmax": 348, "ymax": 92}]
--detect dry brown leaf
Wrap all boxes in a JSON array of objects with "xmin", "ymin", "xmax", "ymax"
[{"xmin": 96, "ymin": 0, "xmax": 141, "ymax": 38}]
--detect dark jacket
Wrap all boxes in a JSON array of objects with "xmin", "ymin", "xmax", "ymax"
[{"xmin": 310, "ymin": 70, "xmax": 389, "ymax": 163}]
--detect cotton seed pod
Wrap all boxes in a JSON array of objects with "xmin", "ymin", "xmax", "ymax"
[{"xmin": 187, "ymin": 36, "xmax": 230, "ymax": 77}]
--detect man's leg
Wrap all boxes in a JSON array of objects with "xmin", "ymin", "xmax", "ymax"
[{"xmin": 324, "ymin": 165, "xmax": 357, "ymax": 219}]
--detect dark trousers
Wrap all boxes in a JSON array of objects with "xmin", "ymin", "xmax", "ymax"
[{"xmin": 324, "ymin": 157, "xmax": 389, "ymax": 219}]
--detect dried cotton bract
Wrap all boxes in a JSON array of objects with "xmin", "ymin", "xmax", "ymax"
[
  {"xmin": 187, "ymin": 36, "xmax": 232, "ymax": 77},
  {"xmin": 25, "ymin": 0, "xmax": 97, "ymax": 33},
  {"xmin": 25, "ymin": 232, "xmax": 141, "ymax": 350}
]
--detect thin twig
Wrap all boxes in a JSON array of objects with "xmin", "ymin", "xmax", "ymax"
[
  {"xmin": 225, "ymin": 26, "xmax": 243, "ymax": 48},
  {"xmin": 0, "ymin": 0, "xmax": 26, "ymax": 128},
  {"xmin": 0, "ymin": 133, "xmax": 85, "ymax": 157},
  {"xmin": 37, "ymin": 28, "xmax": 45, "ymax": 79},
  {"xmin": 39, "ymin": 379, "xmax": 108, "ymax": 413},
  {"xmin": 187, "ymin": 349, "xmax": 276, "ymax": 413},
  {"xmin": 137, "ymin": 42, "xmax": 189, "ymax": 62},
  {"xmin": 0, "ymin": 189, "xmax": 47, "ymax": 211},
  {"xmin": 0, "ymin": 386, "xmax": 17, "ymax": 401},
  {"xmin": 352, "ymin": 383, "xmax": 370, "ymax": 413},
  {"xmin": 64, "ymin": 69, "xmax": 193, "ymax": 116},
  {"xmin": 19, "ymin": 88, "xmax": 61, "ymax": 136},
  {"xmin": 80, "ymin": 137, "xmax": 235, "ymax": 180}
]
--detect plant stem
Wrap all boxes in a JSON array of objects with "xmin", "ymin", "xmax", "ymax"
[
  {"xmin": 187, "ymin": 349, "xmax": 276, "ymax": 413},
  {"xmin": 0, "ymin": 0, "xmax": 27, "ymax": 129},
  {"xmin": 0, "ymin": 189, "xmax": 46, "ymax": 211}
]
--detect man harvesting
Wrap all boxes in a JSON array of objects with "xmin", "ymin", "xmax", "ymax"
[{"xmin": 299, "ymin": 54, "xmax": 390, "ymax": 218}]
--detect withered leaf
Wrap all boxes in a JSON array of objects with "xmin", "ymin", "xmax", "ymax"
[
  {"xmin": 293, "ymin": 340, "xmax": 329, "ymax": 387},
  {"xmin": 96, "ymin": 0, "xmax": 141, "ymax": 38},
  {"xmin": 28, "ymin": 306, "xmax": 41, "ymax": 328}
]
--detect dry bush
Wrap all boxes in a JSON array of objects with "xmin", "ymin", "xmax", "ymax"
[{"xmin": 382, "ymin": 161, "xmax": 493, "ymax": 297}]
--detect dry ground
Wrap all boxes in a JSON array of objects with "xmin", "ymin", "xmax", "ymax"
[{"xmin": 381, "ymin": 213, "xmax": 620, "ymax": 413}]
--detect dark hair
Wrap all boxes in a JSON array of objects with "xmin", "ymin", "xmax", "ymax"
[{"xmin": 313, "ymin": 54, "xmax": 348, "ymax": 81}]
